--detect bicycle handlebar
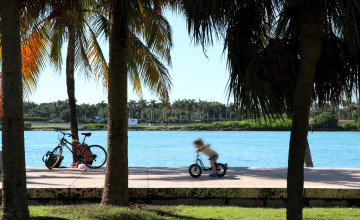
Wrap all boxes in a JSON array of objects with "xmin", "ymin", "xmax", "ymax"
[{"xmin": 56, "ymin": 129, "xmax": 74, "ymax": 138}]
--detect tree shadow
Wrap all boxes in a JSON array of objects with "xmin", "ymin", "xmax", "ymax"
[
  {"xmin": 147, "ymin": 208, "xmax": 219, "ymax": 220},
  {"xmin": 234, "ymin": 167, "xmax": 360, "ymax": 188},
  {"xmin": 31, "ymin": 217, "xmax": 69, "ymax": 220}
]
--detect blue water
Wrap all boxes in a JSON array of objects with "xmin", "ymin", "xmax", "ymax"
[{"xmin": 0, "ymin": 131, "xmax": 359, "ymax": 168}]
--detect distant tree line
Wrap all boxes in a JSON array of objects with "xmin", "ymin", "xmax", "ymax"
[
  {"xmin": 23, "ymin": 98, "xmax": 360, "ymax": 126},
  {"xmin": 24, "ymin": 100, "xmax": 108, "ymax": 124}
]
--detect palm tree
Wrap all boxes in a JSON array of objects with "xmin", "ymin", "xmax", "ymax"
[
  {"xmin": 180, "ymin": 0, "xmax": 360, "ymax": 219},
  {"xmin": 138, "ymin": 99, "xmax": 147, "ymax": 118},
  {"xmin": 148, "ymin": 99, "xmax": 158, "ymax": 121},
  {"xmin": 1, "ymin": 0, "xmax": 50, "ymax": 218},
  {"xmin": 45, "ymin": 0, "xmax": 107, "ymax": 141},
  {"xmin": 1, "ymin": 0, "xmax": 30, "ymax": 218},
  {"xmin": 101, "ymin": 0, "xmax": 173, "ymax": 205}
]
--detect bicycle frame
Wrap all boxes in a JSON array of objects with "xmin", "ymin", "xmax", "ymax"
[
  {"xmin": 57, "ymin": 130, "xmax": 90, "ymax": 159},
  {"xmin": 194, "ymin": 152, "xmax": 213, "ymax": 171}
]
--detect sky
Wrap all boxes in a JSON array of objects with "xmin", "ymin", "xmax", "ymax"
[{"xmin": 27, "ymin": 11, "xmax": 230, "ymax": 105}]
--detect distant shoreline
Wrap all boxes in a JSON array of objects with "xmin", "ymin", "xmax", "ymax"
[{"xmin": 25, "ymin": 125, "xmax": 360, "ymax": 132}]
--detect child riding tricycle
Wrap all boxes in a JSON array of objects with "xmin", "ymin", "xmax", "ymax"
[{"xmin": 189, "ymin": 138, "xmax": 228, "ymax": 178}]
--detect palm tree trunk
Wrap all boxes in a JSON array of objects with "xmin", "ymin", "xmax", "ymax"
[
  {"xmin": 1, "ymin": 0, "xmax": 30, "ymax": 219},
  {"xmin": 304, "ymin": 139, "xmax": 313, "ymax": 167},
  {"xmin": 66, "ymin": 26, "xmax": 79, "ymax": 142},
  {"xmin": 286, "ymin": 3, "xmax": 323, "ymax": 219},
  {"xmin": 101, "ymin": 3, "xmax": 129, "ymax": 205}
]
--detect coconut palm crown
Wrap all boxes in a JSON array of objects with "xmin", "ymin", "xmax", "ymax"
[{"xmin": 181, "ymin": 0, "xmax": 360, "ymax": 118}]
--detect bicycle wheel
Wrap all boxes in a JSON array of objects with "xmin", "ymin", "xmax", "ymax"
[
  {"xmin": 46, "ymin": 146, "xmax": 63, "ymax": 169},
  {"xmin": 216, "ymin": 163, "xmax": 227, "ymax": 177},
  {"xmin": 189, "ymin": 164, "xmax": 202, "ymax": 178},
  {"xmin": 82, "ymin": 145, "xmax": 107, "ymax": 168}
]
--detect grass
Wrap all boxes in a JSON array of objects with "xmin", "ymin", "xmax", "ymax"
[{"xmin": 26, "ymin": 204, "xmax": 360, "ymax": 220}]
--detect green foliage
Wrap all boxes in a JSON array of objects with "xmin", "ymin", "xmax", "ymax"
[
  {"xmin": 24, "ymin": 122, "xmax": 32, "ymax": 129},
  {"xmin": 137, "ymin": 118, "xmax": 147, "ymax": 123},
  {"xmin": 313, "ymin": 112, "xmax": 338, "ymax": 129},
  {"xmin": 49, "ymin": 118, "xmax": 64, "ymax": 123},
  {"xmin": 98, "ymin": 118, "xmax": 108, "ymax": 124},
  {"xmin": 352, "ymin": 109, "xmax": 360, "ymax": 122},
  {"xmin": 22, "ymin": 100, "xmax": 360, "ymax": 128},
  {"xmin": 339, "ymin": 121, "xmax": 358, "ymax": 129},
  {"xmin": 82, "ymin": 124, "xmax": 106, "ymax": 130},
  {"xmin": 186, "ymin": 116, "xmax": 292, "ymax": 130},
  {"xmin": 24, "ymin": 117, "xmax": 47, "ymax": 121},
  {"xmin": 59, "ymin": 109, "xmax": 71, "ymax": 123}
]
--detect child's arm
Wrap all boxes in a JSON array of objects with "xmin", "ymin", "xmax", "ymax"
[
  {"xmin": 197, "ymin": 144, "xmax": 210, "ymax": 152},
  {"xmin": 203, "ymin": 144, "xmax": 210, "ymax": 149}
]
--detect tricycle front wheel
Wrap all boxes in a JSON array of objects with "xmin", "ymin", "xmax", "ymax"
[{"xmin": 189, "ymin": 164, "xmax": 202, "ymax": 178}]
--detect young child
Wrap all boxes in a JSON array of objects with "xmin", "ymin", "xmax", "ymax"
[{"xmin": 193, "ymin": 138, "xmax": 218, "ymax": 177}]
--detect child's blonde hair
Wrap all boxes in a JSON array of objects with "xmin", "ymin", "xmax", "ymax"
[{"xmin": 193, "ymin": 138, "xmax": 203, "ymax": 146}]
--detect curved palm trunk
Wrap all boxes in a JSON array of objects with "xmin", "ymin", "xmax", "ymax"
[
  {"xmin": 101, "ymin": 3, "xmax": 129, "ymax": 205},
  {"xmin": 286, "ymin": 3, "xmax": 323, "ymax": 219},
  {"xmin": 1, "ymin": 0, "xmax": 30, "ymax": 219},
  {"xmin": 66, "ymin": 26, "xmax": 79, "ymax": 142}
]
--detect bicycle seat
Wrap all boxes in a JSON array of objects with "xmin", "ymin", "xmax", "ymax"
[{"xmin": 81, "ymin": 133, "xmax": 92, "ymax": 137}]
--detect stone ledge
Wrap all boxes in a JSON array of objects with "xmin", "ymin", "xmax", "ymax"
[
  {"xmin": 1, "ymin": 187, "xmax": 360, "ymax": 207},
  {"xmin": 11, "ymin": 187, "xmax": 360, "ymax": 200}
]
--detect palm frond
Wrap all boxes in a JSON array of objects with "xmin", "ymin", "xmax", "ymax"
[
  {"xmin": 183, "ymin": 0, "xmax": 234, "ymax": 48},
  {"xmin": 128, "ymin": 34, "xmax": 172, "ymax": 101},
  {"xmin": 86, "ymin": 20, "xmax": 109, "ymax": 86},
  {"xmin": 21, "ymin": 30, "xmax": 50, "ymax": 96},
  {"xmin": 224, "ymin": 0, "xmax": 278, "ymax": 120},
  {"xmin": 49, "ymin": 26, "xmax": 65, "ymax": 71}
]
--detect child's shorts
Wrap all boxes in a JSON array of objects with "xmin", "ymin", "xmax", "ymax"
[{"xmin": 209, "ymin": 154, "xmax": 218, "ymax": 162}]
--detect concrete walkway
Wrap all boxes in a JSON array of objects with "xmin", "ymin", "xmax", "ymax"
[
  {"xmin": 21, "ymin": 167, "xmax": 360, "ymax": 189},
  {"xmin": 1, "ymin": 167, "xmax": 360, "ymax": 206}
]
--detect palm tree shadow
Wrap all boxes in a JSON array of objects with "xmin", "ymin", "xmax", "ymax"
[
  {"xmin": 146, "ymin": 209, "xmax": 218, "ymax": 220},
  {"xmin": 31, "ymin": 217, "xmax": 69, "ymax": 220}
]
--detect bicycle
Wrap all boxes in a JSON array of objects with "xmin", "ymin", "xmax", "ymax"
[
  {"xmin": 188, "ymin": 151, "xmax": 228, "ymax": 178},
  {"xmin": 42, "ymin": 129, "xmax": 107, "ymax": 169}
]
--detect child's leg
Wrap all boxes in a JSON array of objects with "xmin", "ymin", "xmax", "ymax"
[
  {"xmin": 209, "ymin": 154, "xmax": 218, "ymax": 174},
  {"xmin": 210, "ymin": 160, "xmax": 216, "ymax": 173}
]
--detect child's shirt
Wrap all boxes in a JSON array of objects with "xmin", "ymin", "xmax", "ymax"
[{"xmin": 200, "ymin": 147, "xmax": 217, "ymax": 157}]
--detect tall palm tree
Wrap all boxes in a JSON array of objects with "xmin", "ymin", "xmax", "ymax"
[
  {"xmin": 45, "ymin": 0, "xmax": 106, "ymax": 141},
  {"xmin": 1, "ymin": 1, "xmax": 49, "ymax": 218},
  {"xmin": 100, "ymin": 0, "xmax": 173, "ymax": 205},
  {"xmin": 1, "ymin": 2, "xmax": 29, "ymax": 218},
  {"xmin": 180, "ymin": 0, "xmax": 360, "ymax": 219},
  {"xmin": 1, "ymin": 0, "xmax": 38, "ymax": 218}
]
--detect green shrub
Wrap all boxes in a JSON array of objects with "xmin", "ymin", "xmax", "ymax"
[
  {"xmin": 352, "ymin": 109, "xmax": 360, "ymax": 123},
  {"xmin": 49, "ymin": 118, "xmax": 63, "ymax": 123},
  {"xmin": 137, "ymin": 118, "xmax": 147, "ymax": 123},
  {"xmin": 82, "ymin": 124, "xmax": 106, "ymax": 130},
  {"xmin": 99, "ymin": 118, "xmax": 108, "ymax": 124},
  {"xmin": 339, "ymin": 122, "xmax": 358, "ymax": 129},
  {"xmin": 313, "ymin": 112, "xmax": 338, "ymax": 129},
  {"xmin": 24, "ymin": 117, "xmax": 47, "ymax": 121},
  {"xmin": 24, "ymin": 122, "xmax": 32, "ymax": 129},
  {"xmin": 184, "ymin": 116, "xmax": 292, "ymax": 130},
  {"xmin": 59, "ymin": 109, "xmax": 71, "ymax": 123}
]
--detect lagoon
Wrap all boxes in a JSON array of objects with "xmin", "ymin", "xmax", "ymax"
[{"xmin": 1, "ymin": 131, "xmax": 359, "ymax": 168}]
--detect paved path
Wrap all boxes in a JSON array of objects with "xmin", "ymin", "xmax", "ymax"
[{"xmin": 18, "ymin": 167, "xmax": 360, "ymax": 189}]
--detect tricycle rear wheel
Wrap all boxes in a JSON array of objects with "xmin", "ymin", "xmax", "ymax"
[{"xmin": 216, "ymin": 163, "xmax": 227, "ymax": 177}]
